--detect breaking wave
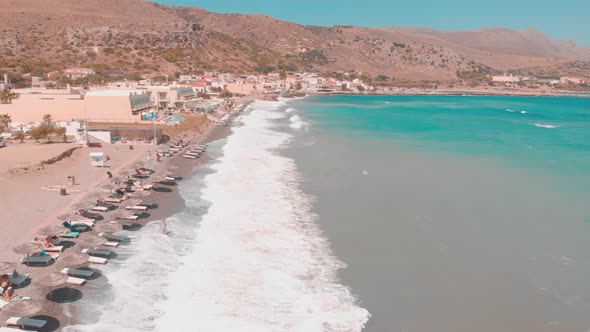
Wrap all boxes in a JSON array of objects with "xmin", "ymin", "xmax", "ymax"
[{"xmin": 533, "ymin": 123, "xmax": 559, "ymax": 129}]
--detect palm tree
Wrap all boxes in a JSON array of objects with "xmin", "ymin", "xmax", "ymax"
[
  {"xmin": 0, "ymin": 88, "xmax": 18, "ymax": 104},
  {"xmin": 0, "ymin": 114, "xmax": 11, "ymax": 130},
  {"xmin": 42, "ymin": 114, "xmax": 53, "ymax": 126}
]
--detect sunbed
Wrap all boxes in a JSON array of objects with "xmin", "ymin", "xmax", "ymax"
[
  {"xmin": 99, "ymin": 233, "xmax": 130, "ymax": 243},
  {"xmin": 61, "ymin": 268, "xmax": 94, "ymax": 278},
  {"xmin": 6, "ymin": 317, "xmax": 47, "ymax": 329},
  {"xmin": 20, "ymin": 255, "xmax": 54, "ymax": 266},
  {"xmin": 103, "ymin": 197, "xmax": 123, "ymax": 203},
  {"xmin": 91, "ymin": 206, "xmax": 110, "ymax": 212},
  {"xmin": 8, "ymin": 274, "xmax": 29, "ymax": 288},
  {"xmin": 70, "ymin": 220, "xmax": 95, "ymax": 227},
  {"xmin": 110, "ymin": 220, "xmax": 136, "ymax": 229},
  {"xmin": 42, "ymin": 246, "xmax": 63, "ymax": 253},
  {"xmin": 183, "ymin": 154, "xmax": 197, "ymax": 159},
  {"xmin": 125, "ymin": 205, "xmax": 147, "ymax": 211},
  {"xmin": 116, "ymin": 215, "xmax": 139, "ymax": 221},
  {"xmin": 82, "ymin": 248, "xmax": 113, "ymax": 258},
  {"xmin": 60, "ymin": 232, "xmax": 79, "ymax": 239},
  {"xmin": 138, "ymin": 201, "xmax": 156, "ymax": 208},
  {"xmin": 87, "ymin": 256, "xmax": 107, "ymax": 264}
]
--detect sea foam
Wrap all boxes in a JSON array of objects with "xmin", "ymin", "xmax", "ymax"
[
  {"xmin": 156, "ymin": 101, "xmax": 369, "ymax": 331},
  {"xmin": 533, "ymin": 123, "xmax": 559, "ymax": 129}
]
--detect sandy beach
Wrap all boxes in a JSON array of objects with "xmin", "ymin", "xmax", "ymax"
[{"xmin": 0, "ymin": 101, "xmax": 244, "ymax": 331}]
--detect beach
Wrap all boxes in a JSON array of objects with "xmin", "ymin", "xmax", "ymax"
[{"xmin": 0, "ymin": 102, "xmax": 241, "ymax": 330}]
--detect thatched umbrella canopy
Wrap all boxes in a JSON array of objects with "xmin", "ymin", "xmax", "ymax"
[
  {"xmin": 0, "ymin": 261, "xmax": 16, "ymax": 275},
  {"xmin": 1, "ymin": 299, "xmax": 43, "ymax": 328},
  {"xmin": 12, "ymin": 243, "xmax": 42, "ymax": 265},
  {"xmin": 58, "ymin": 252, "xmax": 90, "ymax": 268},
  {"xmin": 38, "ymin": 224, "xmax": 65, "ymax": 237},
  {"xmin": 35, "ymin": 272, "xmax": 68, "ymax": 288},
  {"xmin": 95, "ymin": 223, "xmax": 123, "ymax": 234},
  {"xmin": 78, "ymin": 235, "xmax": 107, "ymax": 248}
]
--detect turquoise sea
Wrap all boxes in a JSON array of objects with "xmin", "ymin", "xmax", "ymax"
[{"xmin": 287, "ymin": 95, "xmax": 590, "ymax": 331}]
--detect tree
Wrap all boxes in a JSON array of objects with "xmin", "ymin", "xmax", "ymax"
[
  {"xmin": 197, "ymin": 92, "xmax": 210, "ymax": 99},
  {"xmin": 295, "ymin": 81, "xmax": 303, "ymax": 91},
  {"xmin": 219, "ymin": 89, "xmax": 233, "ymax": 98},
  {"xmin": 29, "ymin": 127, "xmax": 43, "ymax": 143},
  {"xmin": 42, "ymin": 114, "xmax": 53, "ymax": 126},
  {"xmin": 54, "ymin": 127, "xmax": 67, "ymax": 142},
  {"xmin": 0, "ymin": 88, "xmax": 18, "ymax": 104},
  {"xmin": 0, "ymin": 114, "xmax": 11, "ymax": 130},
  {"xmin": 14, "ymin": 130, "xmax": 25, "ymax": 143}
]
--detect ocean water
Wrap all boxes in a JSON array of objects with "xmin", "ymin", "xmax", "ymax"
[{"xmin": 65, "ymin": 95, "xmax": 590, "ymax": 332}]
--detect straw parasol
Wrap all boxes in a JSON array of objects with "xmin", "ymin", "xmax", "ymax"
[
  {"xmin": 58, "ymin": 252, "xmax": 90, "ymax": 268},
  {"xmin": 78, "ymin": 235, "xmax": 107, "ymax": 248},
  {"xmin": 35, "ymin": 272, "xmax": 68, "ymax": 288},
  {"xmin": 0, "ymin": 261, "xmax": 16, "ymax": 275},
  {"xmin": 12, "ymin": 243, "xmax": 42, "ymax": 266},
  {"xmin": 38, "ymin": 224, "xmax": 65, "ymax": 237},
  {"xmin": 95, "ymin": 223, "xmax": 123, "ymax": 234},
  {"xmin": 1, "ymin": 299, "xmax": 43, "ymax": 328}
]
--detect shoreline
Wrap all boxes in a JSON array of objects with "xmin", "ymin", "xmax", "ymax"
[
  {"xmin": 0, "ymin": 101, "xmax": 247, "ymax": 330},
  {"xmin": 304, "ymin": 89, "xmax": 590, "ymax": 98}
]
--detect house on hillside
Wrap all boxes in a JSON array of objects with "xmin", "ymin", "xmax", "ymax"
[
  {"xmin": 64, "ymin": 67, "xmax": 96, "ymax": 79},
  {"xmin": 560, "ymin": 77, "xmax": 587, "ymax": 85}
]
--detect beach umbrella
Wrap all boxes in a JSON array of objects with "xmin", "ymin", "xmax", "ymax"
[
  {"xmin": 95, "ymin": 223, "xmax": 123, "ymax": 234},
  {"xmin": 78, "ymin": 235, "xmax": 107, "ymax": 248},
  {"xmin": 38, "ymin": 224, "xmax": 65, "ymax": 237},
  {"xmin": 35, "ymin": 272, "xmax": 68, "ymax": 288},
  {"xmin": 1, "ymin": 299, "xmax": 43, "ymax": 329},
  {"xmin": 12, "ymin": 243, "xmax": 42, "ymax": 266},
  {"xmin": 0, "ymin": 261, "xmax": 16, "ymax": 275},
  {"xmin": 35, "ymin": 272, "xmax": 68, "ymax": 301},
  {"xmin": 57, "ymin": 252, "xmax": 89, "ymax": 268}
]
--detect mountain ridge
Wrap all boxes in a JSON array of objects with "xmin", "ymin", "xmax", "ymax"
[{"xmin": 1, "ymin": 0, "xmax": 589, "ymax": 83}]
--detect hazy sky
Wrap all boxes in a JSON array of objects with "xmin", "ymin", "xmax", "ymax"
[{"xmin": 154, "ymin": 0, "xmax": 590, "ymax": 45}]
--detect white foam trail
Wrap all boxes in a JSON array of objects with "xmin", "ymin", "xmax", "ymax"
[
  {"xmin": 506, "ymin": 108, "xmax": 518, "ymax": 113},
  {"xmin": 285, "ymin": 107, "xmax": 296, "ymax": 113},
  {"xmin": 289, "ymin": 114, "xmax": 310, "ymax": 130},
  {"xmin": 157, "ymin": 101, "xmax": 369, "ymax": 331},
  {"xmin": 533, "ymin": 123, "xmax": 559, "ymax": 129}
]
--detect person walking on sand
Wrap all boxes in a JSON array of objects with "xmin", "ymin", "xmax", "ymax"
[{"xmin": 162, "ymin": 218, "xmax": 167, "ymax": 234}]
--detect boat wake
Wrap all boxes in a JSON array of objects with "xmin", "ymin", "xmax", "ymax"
[
  {"xmin": 533, "ymin": 123, "xmax": 559, "ymax": 129},
  {"xmin": 156, "ymin": 101, "xmax": 369, "ymax": 331}
]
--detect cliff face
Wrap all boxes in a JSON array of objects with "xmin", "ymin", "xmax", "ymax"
[{"xmin": 0, "ymin": 0, "xmax": 588, "ymax": 82}]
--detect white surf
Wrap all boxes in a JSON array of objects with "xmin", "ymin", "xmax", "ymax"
[{"xmin": 156, "ymin": 101, "xmax": 369, "ymax": 331}]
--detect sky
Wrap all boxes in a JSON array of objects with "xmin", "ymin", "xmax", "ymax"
[{"xmin": 154, "ymin": 0, "xmax": 590, "ymax": 45}]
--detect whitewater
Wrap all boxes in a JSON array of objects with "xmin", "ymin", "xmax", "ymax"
[
  {"xmin": 63, "ymin": 100, "xmax": 369, "ymax": 332},
  {"xmin": 157, "ymin": 100, "xmax": 369, "ymax": 331}
]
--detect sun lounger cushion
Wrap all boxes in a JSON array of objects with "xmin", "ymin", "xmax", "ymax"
[
  {"xmin": 99, "ymin": 233, "xmax": 130, "ymax": 242},
  {"xmin": 125, "ymin": 206, "xmax": 147, "ymax": 211},
  {"xmin": 61, "ymin": 268, "xmax": 94, "ymax": 278},
  {"xmin": 66, "ymin": 276, "xmax": 86, "ymax": 286},
  {"xmin": 7, "ymin": 317, "xmax": 47, "ymax": 329},
  {"xmin": 87, "ymin": 256, "xmax": 107, "ymax": 264},
  {"xmin": 43, "ymin": 246, "xmax": 64, "ymax": 252},
  {"xmin": 82, "ymin": 248, "xmax": 112, "ymax": 257},
  {"xmin": 60, "ymin": 232, "xmax": 79, "ymax": 238},
  {"xmin": 8, "ymin": 274, "xmax": 28, "ymax": 288},
  {"xmin": 20, "ymin": 255, "xmax": 53, "ymax": 265},
  {"xmin": 71, "ymin": 220, "xmax": 95, "ymax": 227},
  {"xmin": 91, "ymin": 206, "xmax": 109, "ymax": 212},
  {"xmin": 104, "ymin": 241, "xmax": 119, "ymax": 248}
]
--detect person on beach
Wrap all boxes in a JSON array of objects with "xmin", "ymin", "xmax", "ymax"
[
  {"xmin": 0, "ymin": 274, "xmax": 15, "ymax": 301},
  {"xmin": 107, "ymin": 171, "xmax": 113, "ymax": 179},
  {"xmin": 162, "ymin": 218, "xmax": 167, "ymax": 234}
]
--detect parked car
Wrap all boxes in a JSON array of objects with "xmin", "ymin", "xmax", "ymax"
[{"xmin": 0, "ymin": 139, "xmax": 6, "ymax": 148}]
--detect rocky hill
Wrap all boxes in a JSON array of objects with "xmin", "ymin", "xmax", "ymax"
[{"xmin": 1, "ymin": 0, "xmax": 589, "ymax": 84}]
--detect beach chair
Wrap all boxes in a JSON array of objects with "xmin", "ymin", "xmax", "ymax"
[
  {"xmin": 87, "ymin": 256, "xmax": 107, "ymax": 264},
  {"xmin": 138, "ymin": 201, "xmax": 156, "ymax": 208},
  {"xmin": 6, "ymin": 317, "xmax": 47, "ymax": 330},
  {"xmin": 99, "ymin": 233, "xmax": 130, "ymax": 243},
  {"xmin": 42, "ymin": 246, "xmax": 63, "ymax": 253},
  {"xmin": 116, "ymin": 214, "xmax": 139, "ymax": 221},
  {"xmin": 63, "ymin": 221, "xmax": 90, "ymax": 233},
  {"xmin": 183, "ymin": 154, "xmax": 197, "ymax": 159},
  {"xmin": 82, "ymin": 248, "xmax": 113, "ymax": 258},
  {"xmin": 125, "ymin": 205, "xmax": 147, "ymax": 211},
  {"xmin": 110, "ymin": 220, "xmax": 136, "ymax": 230},
  {"xmin": 91, "ymin": 206, "xmax": 110, "ymax": 212},
  {"xmin": 61, "ymin": 268, "xmax": 94, "ymax": 278},
  {"xmin": 8, "ymin": 274, "xmax": 29, "ymax": 288},
  {"xmin": 60, "ymin": 231, "xmax": 79, "ymax": 239},
  {"xmin": 103, "ymin": 197, "xmax": 123, "ymax": 204},
  {"xmin": 20, "ymin": 255, "xmax": 53, "ymax": 266}
]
